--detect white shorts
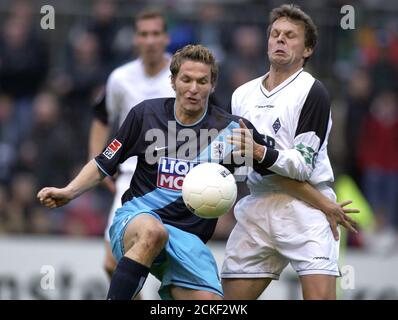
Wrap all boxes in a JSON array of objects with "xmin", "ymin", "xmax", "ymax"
[
  {"xmin": 221, "ymin": 190, "xmax": 340, "ymax": 279},
  {"xmin": 104, "ymin": 173, "xmax": 132, "ymax": 241}
]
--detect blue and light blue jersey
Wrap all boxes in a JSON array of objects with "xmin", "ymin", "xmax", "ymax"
[{"xmin": 95, "ymin": 98, "xmax": 274, "ymax": 243}]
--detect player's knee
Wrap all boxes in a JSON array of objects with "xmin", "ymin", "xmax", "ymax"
[{"xmin": 140, "ymin": 222, "xmax": 169, "ymax": 250}]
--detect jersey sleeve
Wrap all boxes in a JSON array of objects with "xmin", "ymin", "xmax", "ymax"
[
  {"xmin": 230, "ymin": 89, "xmax": 240, "ymax": 116},
  {"xmin": 94, "ymin": 106, "xmax": 143, "ymax": 176},
  {"xmin": 105, "ymin": 71, "xmax": 122, "ymax": 125},
  {"xmin": 266, "ymin": 80, "xmax": 331, "ymax": 181}
]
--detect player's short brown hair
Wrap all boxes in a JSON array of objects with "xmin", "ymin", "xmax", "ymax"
[
  {"xmin": 170, "ymin": 44, "xmax": 218, "ymax": 85},
  {"xmin": 135, "ymin": 8, "xmax": 167, "ymax": 32},
  {"xmin": 267, "ymin": 4, "xmax": 318, "ymax": 63}
]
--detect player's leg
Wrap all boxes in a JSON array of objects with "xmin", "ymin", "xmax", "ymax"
[
  {"xmin": 299, "ymin": 274, "xmax": 336, "ymax": 300},
  {"xmin": 105, "ymin": 240, "xmax": 145, "ymax": 300},
  {"xmin": 153, "ymin": 224, "xmax": 224, "ymax": 300},
  {"xmin": 103, "ymin": 194, "xmax": 142, "ymax": 299},
  {"xmin": 123, "ymin": 214, "xmax": 168, "ymax": 265},
  {"xmin": 222, "ymin": 278, "xmax": 272, "ymax": 300},
  {"xmin": 107, "ymin": 211, "xmax": 168, "ymax": 300},
  {"xmin": 102, "ymin": 174, "xmax": 126, "ymax": 278},
  {"xmin": 276, "ymin": 194, "xmax": 340, "ymax": 300},
  {"xmin": 221, "ymin": 195, "xmax": 285, "ymax": 299}
]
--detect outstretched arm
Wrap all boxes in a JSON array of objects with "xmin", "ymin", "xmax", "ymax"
[
  {"xmin": 271, "ymin": 175, "xmax": 358, "ymax": 240},
  {"xmin": 88, "ymin": 118, "xmax": 116, "ymax": 193},
  {"xmin": 37, "ymin": 160, "xmax": 105, "ymax": 208}
]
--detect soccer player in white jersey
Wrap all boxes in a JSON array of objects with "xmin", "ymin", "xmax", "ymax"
[
  {"xmin": 88, "ymin": 9, "xmax": 175, "ymax": 278},
  {"xmin": 222, "ymin": 4, "xmax": 356, "ymax": 299}
]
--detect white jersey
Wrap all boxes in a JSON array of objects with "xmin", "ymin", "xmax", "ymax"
[
  {"xmin": 223, "ymin": 69, "xmax": 339, "ymax": 280},
  {"xmin": 231, "ymin": 68, "xmax": 334, "ymax": 192},
  {"xmin": 106, "ymin": 55, "xmax": 175, "ymax": 173}
]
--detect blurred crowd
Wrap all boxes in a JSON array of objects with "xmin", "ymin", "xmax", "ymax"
[{"xmin": 0, "ymin": 0, "xmax": 397, "ymax": 248}]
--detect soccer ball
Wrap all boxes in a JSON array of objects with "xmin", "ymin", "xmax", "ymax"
[{"xmin": 182, "ymin": 162, "xmax": 237, "ymax": 219}]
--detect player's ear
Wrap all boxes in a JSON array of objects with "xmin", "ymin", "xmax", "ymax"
[
  {"xmin": 171, "ymin": 77, "xmax": 176, "ymax": 91},
  {"xmin": 303, "ymin": 47, "xmax": 313, "ymax": 59}
]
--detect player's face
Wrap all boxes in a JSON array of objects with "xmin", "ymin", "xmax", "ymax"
[
  {"xmin": 134, "ymin": 17, "xmax": 169, "ymax": 65},
  {"xmin": 267, "ymin": 17, "xmax": 313, "ymax": 69},
  {"xmin": 173, "ymin": 60, "xmax": 214, "ymax": 122}
]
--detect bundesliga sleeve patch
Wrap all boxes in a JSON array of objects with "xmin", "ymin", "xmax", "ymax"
[{"xmin": 103, "ymin": 139, "xmax": 122, "ymax": 159}]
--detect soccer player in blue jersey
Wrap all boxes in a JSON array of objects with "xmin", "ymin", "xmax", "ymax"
[
  {"xmin": 38, "ymin": 44, "xmax": 356, "ymax": 300},
  {"xmin": 89, "ymin": 8, "xmax": 175, "ymax": 281},
  {"xmin": 38, "ymin": 44, "xmax": 266, "ymax": 300}
]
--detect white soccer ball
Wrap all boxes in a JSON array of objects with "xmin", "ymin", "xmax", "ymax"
[{"xmin": 182, "ymin": 162, "xmax": 237, "ymax": 219}]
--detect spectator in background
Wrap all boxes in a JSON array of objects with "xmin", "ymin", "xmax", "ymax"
[
  {"xmin": 370, "ymin": 50, "xmax": 398, "ymax": 94},
  {"xmin": 52, "ymin": 31, "xmax": 108, "ymax": 165},
  {"xmin": 384, "ymin": 19, "xmax": 398, "ymax": 67},
  {"xmin": 86, "ymin": 0, "xmax": 122, "ymax": 71},
  {"xmin": 66, "ymin": 0, "xmax": 127, "ymax": 71},
  {"xmin": 8, "ymin": 0, "xmax": 34, "ymax": 23},
  {"xmin": 167, "ymin": 19, "xmax": 195, "ymax": 55},
  {"xmin": 6, "ymin": 173, "xmax": 37, "ymax": 233},
  {"xmin": 5, "ymin": 172, "xmax": 56, "ymax": 235},
  {"xmin": 0, "ymin": 2, "xmax": 49, "ymax": 139},
  {"xmin": 356, "ymin": 26, "xmax": 380, "ymax": 68},
  {"xmin": 228, "ymin": 25, "xmax": 266, "ymax": 83},
  {"xmin": 16, "ymin": 92, "xmax": 76, "ymax": 189},
  {"xmin": 196, "ymin": 3, "xmax": 226, "ymax": 63},
  {"xmin": 0, "ymin": 95, "xmax": 18, "ymax": 184},
  {"xmin": 58, "ymin": 31, "xmax": 107, "ymax": 106},
  {"xmin": 357, "ymin": 91, "xmax": 398, "ymax": 234},
  {"xmin": 217, "ymin": 25, "xmax": 265, "ymax": 104},
  {"xmin": 344, "ymin": 22, "xmax": 397, "ymax": 93},
  {"xmin": 343, "ymin": 68, "xmax": 373, "ymax": 187},
  {"xmin": 29, "ymin": 206, "xmax": 54, "ymax": 234},
  {"xmin": 0, "ymin": 184, "xmax": 9, "ymax": 233},
  {"xmin": 62, "ymin": 191, "xmax": 107, "ymax": 237}
]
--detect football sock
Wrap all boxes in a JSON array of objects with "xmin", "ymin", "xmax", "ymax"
[{"xmin": 106, "ymin": 256, "xmax": 149, "ymax": 300}]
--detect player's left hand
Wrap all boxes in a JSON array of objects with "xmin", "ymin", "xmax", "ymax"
[
  {"xmin": 228, "ymin": 119, "xmax": 266, "ymax": 162},
  {"xmin": 324, "ymin": 200, "xmax": 359, "ymax": 241}
]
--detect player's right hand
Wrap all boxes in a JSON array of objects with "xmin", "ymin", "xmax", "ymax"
[
  {"xmin": 324, "ymin": 200, "xmax": 359, "ymax": 241},
  {"xmin": 37, "ymin": 187, "xmax": 72, "ymax": 208}
]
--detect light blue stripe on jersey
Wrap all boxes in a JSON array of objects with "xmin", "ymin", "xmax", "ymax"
[
  {"xmin": 126, "ymin": 120, "xmax": 239, "ymax": 210},
  {"xmin": 197, "ymin": 121, "xmax": 239, "ymax": 162},
  {"xmin": 127, "ymin": 187, "xmax": 182, "ymax": 211}
]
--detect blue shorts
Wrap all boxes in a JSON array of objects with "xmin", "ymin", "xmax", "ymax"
[{"xmin": 109, "ymin": 202, "xmax": 223, "ymax": 300}]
